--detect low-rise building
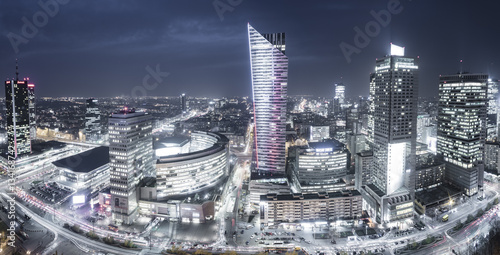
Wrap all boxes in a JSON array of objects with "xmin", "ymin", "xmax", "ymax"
[
  {"xmin": 53, "ymin": 146, "xmax": 109, "ymax": 192},
  {"xmin": 259, "ymin": 190, "xmax": 362, "ymax": 224}
]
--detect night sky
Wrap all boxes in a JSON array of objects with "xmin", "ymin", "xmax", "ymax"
[{"xmin": 0, "ymin": 0, "xmax": 499, "ymax": 98}]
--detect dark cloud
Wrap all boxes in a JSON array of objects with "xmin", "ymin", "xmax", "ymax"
[{"xmin": 0, "ymin": 0, "xmax": 499, "ymax": 98}]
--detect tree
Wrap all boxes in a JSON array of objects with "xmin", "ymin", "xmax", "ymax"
[
  {"xmin": 476, "ymin": 208, "xmax": 484, "ymax": 218},
  {"xmin": 467, "ymin": 214, "xmax": 474, "ymax": 223},
  {"xmin": 494, "ymin": 197, "xmax": 499, "ymax": 205},
  {"xmin": 195, "ymin": 249, "xmax": 213, "ymax": 255},
  {"xmin": 486, "ymin": 202, "xmax": 492, "ymax": 211},
  {"xmin": 454, "ymin": 220, "xmax": 463, "ymax": 231}
]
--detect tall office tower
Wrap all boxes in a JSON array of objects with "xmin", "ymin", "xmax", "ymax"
[
  {"xmin": 362, "ymin": 44, "xmax": 418, "ymax": 224},
  {"xmin": 437, "ymin": 73, "xmax": 487, "ymax": 196},
  {"xmin": 335, "ymin": 83, "xmax": 345, "ymax": 104},
  {"xmin": 109, "ymin": 108, "xmax": 153, "ymax": 224},
  {"xmin": 248, "ymin": 23, "xmax": 288, "ymax": 178},
  {"xmin": 180, "ymin": 93, "xmax": 187, "ymax": 113},
  {"xmin": 487, "ymin": 78, "xmax": 499, "ymax": 140},
  {"xmin": 5, "ymin": 65, "xmax": 31, "ymax": 158},
  {"xmin": 366, "ymin": 73, "xmax": 376, "ymax": 148},
  {"xmin": 28, "ymin": 83, "xmax": 36, "ymax": 140},
  {"xmin": 85, "ymin": 98, "xmax": 101, "ymax": 142}
]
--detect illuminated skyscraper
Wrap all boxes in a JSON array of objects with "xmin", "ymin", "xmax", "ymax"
[
  {"xmin": 180, "ymin": 93, "xmax": 187, "ymax": 113},
  {"xmin": 487, "ymin": 78, "xmax": 499, "ymax": 140},
  {"xmin": 248, "ymin": 23, "xmax": 288, "ymax": 178},
  {"xmin": 362, "ymin": 44, "xmax": 418, "ymax": 223},
  {"xmin": 334, "ymin": 83, "xmax": 345, "ymax": 104},
  {"xmin": 437, "ymin": 73, "xmax": 488, "ymax": 196},
  {"xmin": 5, "ymin": 65, "xmax": 32, "ymax": 158},
  {"xmin": 85, "ymin": 98, "xmax": 101, "ymax": 142},
  {"xmin": 28, "ymin": 83, "xmax": 36, "ymax": 140},
  {"xmin": 109, "ymin": 108, "xmax": 153, "ymax": 224}
]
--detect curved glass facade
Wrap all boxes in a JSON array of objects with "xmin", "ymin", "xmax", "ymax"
[{"xmin": 156, "ymin": 132, "xmax": 229, "ymax": 200}]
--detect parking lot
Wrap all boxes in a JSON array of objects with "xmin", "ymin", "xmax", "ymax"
[{"xmin": 29, "ymin": 181, "xmax": 74, "ymax": 204}]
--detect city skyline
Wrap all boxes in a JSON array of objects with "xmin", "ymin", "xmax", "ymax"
[
  {"xmin": 0, "ymin": 1, "xmax": 499, "ymax": 98},
  {"xmin": 2, "ymin": 2, "xmax": 500, "ymax": 255}
]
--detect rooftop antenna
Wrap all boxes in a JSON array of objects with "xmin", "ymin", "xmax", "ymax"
[{"xmin": 15, "ymin": 59, "xmax": 19, "ymax": 81}]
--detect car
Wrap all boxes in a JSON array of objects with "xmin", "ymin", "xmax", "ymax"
[
  {"xmin": 250, "ymin": 235, "xmax": 255, "ymax": 239},
  {"xmin": 331, "ymin": 239, "xmax": 336, "ymax": 244},
  {"xmin": 245, "ymin": 241, "xmax": 249, "ymax": 245}
]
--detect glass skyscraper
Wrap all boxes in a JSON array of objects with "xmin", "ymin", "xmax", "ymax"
[
  {"xmin": 5, "ymin": 75, "xmax": 32, "ymax": 158},
  {"xmin": 85, "ymin": 98, "xmax": 101, "ymax": 143},
  {"xmin": 437, "ymin": 73, "xmax": 488, "ymax": 196},
  {"xmin": 362, "ymin": 44, "xmax": 418, "ymax": 224},
  {"xmin": 248, "ymin": 23, "xmax": 288, "ymax": 178},
  {"xmin": 28, "ymin": 83, "xmax": 36, "ymax": 140}
]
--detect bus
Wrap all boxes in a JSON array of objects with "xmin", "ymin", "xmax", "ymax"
[
  {"xmin": 108, "ymin": 224, "xmax": 119, "ymax": 232},
  {"xmin": 442, "ymin": 214, "xmax": 449, "ymax": 222}
]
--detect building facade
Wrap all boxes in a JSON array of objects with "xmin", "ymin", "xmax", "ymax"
[
  {"xmin": 260, "ymin": 190, "xmax": 362, "ymax": 224},
  {"xmin": 248, "ymin": 24, "xmax": 288, "ymax": 178},
  {"xmin": 85, "ymin": 98, "xmax": 101, "ymax": 143},
  {"xmin": 5, "ymin": 77, "xmax": 32, "ymax": 158},
  {"xmin": 362, "ymin": 44, "xmax": 418, "ymax": 224},
  {"xmin": 109, "ymin": 109, "xmax": 153, "ymax": 224},
  {"xmin": 290, "ymin": 141, "xmax": 348, "ymax": 193},
  {"xmin": 155, "ymin": 131, "xmax": 229, "ymax": 200},
  {"xmin": 437, "ymin": 73, "xmax": 487, "ymax": 196},
  {"xmin": 28, "ymin": 83, "xmax": 36, "ymax": 140},
  {"xmin": 487, "ymin": 79, "xmax": 499, "ymax": 140},
  {"xmin": 355, "ymin": 150, "xmax": 373, "ymax": 190}
]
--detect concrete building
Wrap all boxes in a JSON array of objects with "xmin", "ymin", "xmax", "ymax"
[
  {"xmin": 361, "ymin": 44, "xmax": 418, "ymax": 224},
  {"xmin": 109, "ymin": 108, "xmax": 153, "ymax": 224},
  {"xmin": 309, "ymin": 126, "xmax": 330, "ymax": 142},
  {"xmin": 259, "ymin": 190, "xmax": 362, "ymax": 224},
  {"xmin": 485, "ymin": 141, "xmax": 500, "ymax": 174},
  {"xmin": 155, "ymin": 131, "xmax": 229, "ymax": 200},
  {"xmin": 289, "ymin": 141, "xmax": 349, "ymax": 193},
  {"xmin": 437, "ymin": 73, "xmax": 488, "ymax": 196},
  {"xmin": 355, "ymin": 150, "xmax": 373, "ymax": 190},
  {"xmin": 53, "ymin": 146, "xmax": 109, "ymax": 192}
]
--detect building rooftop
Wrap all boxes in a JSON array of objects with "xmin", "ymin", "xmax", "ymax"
[
  {"xmin": 260, "ymin": 190, "xmax": 361, "ymax": 202},
  {"xmin": 53, "ymin": 146, "xmax": 109, "ymax": 173}
]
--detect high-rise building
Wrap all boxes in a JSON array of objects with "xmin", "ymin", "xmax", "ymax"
[
  {"xmin": 248, "ymin": 23, "xmax": 288, "ymax": 178},
  {"xmin": 109, "ymin": 108, "xmax": 153, "ymax": 224},
  {"xmin": 366, "ymin": 73, "xmax": 376, "ymax": 148},
  {"xmin": 361, "ymin": 44, "xmax": 418, "ymax": 223},
  {"xmin": 28, "ymin": 83, "xmax": 36, "ymax": 140},
  {"xmin": 335, "ymin": 83, "xmax": 345, "ymax": 105},
  {"xmin": 180, "ymin": 93, "xmax": 187, "ymax": 113},
  {"xmin": 487, "ymin": 78, "xmax": 499, "ymax": 140},
  {"xmin": 85, "ymin": 98, "xmax": 101, "ymax": 143},
  {"xmin": 5, "ymin": 65, "xmax": 32, "ymax": 158},
  {"xmin": 437, "ymin": 73, "xmax": 488, "ymax": 196}
]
